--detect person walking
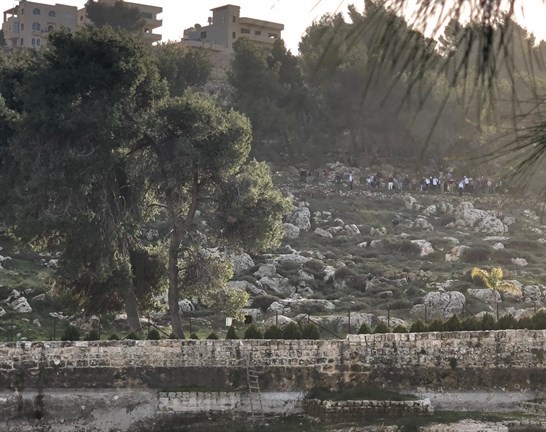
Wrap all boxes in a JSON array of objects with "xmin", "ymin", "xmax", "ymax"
[{"xmin": 348, "ymin": 173, "xmax": 354, "ymax": 190}]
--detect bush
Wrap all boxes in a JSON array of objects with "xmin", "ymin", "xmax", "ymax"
[
  {"xmin": 252, "ymin": 295, "xmax": 279, "ymax": 313},
  {"xmin": 532, "ymin": 310, "xmax": 546, "ymax": 330},
  {"xmin": 147, "ymin": 329, "xmax": 161, "ymax": 340},
  {"xmin": 462, "ymin": 247, "xmax": 491, "ymax": 263},
  {"xmin": 374, "ymin": 322, "xmax": 390, "ymax": 334},
  {"xmin": 126, "ymin": 331, "xmax": 140, "ymax": 340},
  {"xmin": 225, "ymin": 325, "xmax": 239, "ymax": 340},
  {"xmin": 399, "ymin": 240, "xmax": 421, "ymax": 254},
  {"xmin": 358, "ymin": 323, "xmax": 372, "ymax": 334},
  {"xmin": 428, "ymin": 319, "xmax": 444, "ymax": 332},
  {"xmin": 108, "ymin": 333, "xmax": 120, "ymax": 340},
  {"xmin": 244, "ymin": 324, "xmax": 263, "ymax": 339},
  {"xmin": 190, "ymin": 332, "xmax": 199, "ymax": 339},
  {"xmin": 497, "ymin": 314, "xmax": 517, "ymax": 330},
  {"xmin": 409, "ymin": 320, "xmax": 428, "ymax": 333},
  {"xmin": 305, "ymin": 259, "xmax": 325, "ymax": 273},
  {"xmin": 462, "ymin": 316, "xmax": 481, "ymax": 331},
  {"xmin": 517, "ymin": 316, "xmax": 534, "ymax": 330},
  {"xmin": 263, "ymin": 325, "xmax": 283, "ymax": 339},
  {"xmin": 84, "ymin": 329, "xmax": 100, "ymax": 341},
  {"xmin": 282, "ymin": 322, "xmax": 302, "ymax": 339},
  {"xmin": 481, "ymin": 313, "xmax": 496, "ymax": 330},
  {"xmin": 301, "ymin": 323, "xmax": 320, "ymax": 339},
  {"xmin": 392, "ymin": 325, "xmax": 408, "ymax": 333},
  {"xmin": 334, "ymin": 266, "xmax": 355, "ymax": 280},
  {"xmin": 206, "ymin": 332, "xmax": 219, "ymax": 340},
  {"xmin": 61, "ymin": 325, "xmax": 81, "ymax": 341},
  {"xmin": 443, "ymin": 315, "xmax": 463, "ymax": 332}
]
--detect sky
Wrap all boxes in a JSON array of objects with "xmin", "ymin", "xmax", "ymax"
[{"xmin": 5, "ymin": 0, "xmax": 546, "ymax": 53}]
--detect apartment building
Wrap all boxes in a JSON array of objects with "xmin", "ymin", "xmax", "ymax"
[
  {"xmin": 77, "ymin": 0, "xmax": 162, "ymax": 45},
  {"xmin": 2, "ymin": 0, "xmax": 162, "ymax": 49},
  {"xmin": 2, "ymin": 0, "xmax": 77, "ymax": 49},
  {"xmin": 182, "ymin": 4, "xmax": 284, "ymax": 52}
]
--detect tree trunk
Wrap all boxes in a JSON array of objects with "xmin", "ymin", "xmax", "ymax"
[
  {"xmin": 167, "ymin": 192, "xmax": 184, "ymax": 339},
  {"xmin": 124, "ymin": 285, "xmax": 141, "ymax": 332}
]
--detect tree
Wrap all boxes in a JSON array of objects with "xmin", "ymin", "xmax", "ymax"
[
  {"xmin": 471, "ymin": 267, "xmax": 521, "ymax": 319},
  {"xmin": 6, "ymin": 27, "xmax": 166, "ymax": 331},
  {"xmin": 84, "ymin": 0, "xmax": 145, "ymax": 34},
  {"xmin": 0, "ymin": 30, "xmax": 6, "ymax": 48},
  {"xmin": 146, "ymin": 91, "xmax": 289, "ymax": 338}
]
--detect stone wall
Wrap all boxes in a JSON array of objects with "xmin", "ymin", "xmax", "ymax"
[{"xmin": 2, "ymin": 330, "xmax": 546, "ymax": 392}]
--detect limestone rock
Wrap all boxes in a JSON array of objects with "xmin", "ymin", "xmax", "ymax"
[
  {"xmin": 314, "ymin": 228, "xmax": 333, "ymax": 238},
  {"xmin": 454, "ymin": 202, "xmax": 507, "ymax": 234},
  {"xmin": 443, "ymin": 237, "xmax": 460, "ymax": 245},
  {"xmin": 403, "ymin": 195, "xmax": 419, "ymax": 210},
  {"xmin": 323, "ymin": 266, "xmax": 335, "ymax": 282},
  {"xmin": 467, "ymin": 288, "xmax": 500, "ymax": 306},
  {"xmin": 512, "ymin": 257, "xmax": 528, "ymax": 267},
  {"xmin": 342, "ymin": 224, "xmax": 360, "ymax": 236},
  {"xmin": 503, "ymin": 216, "xmax": 516, "ymax": 226},
  {"xmin": 263, "ymin": 314, "xmax": 294, "ymax": 328},
  {"xmin": 0, "ymin": 307, "xmax": 5, "ymax": 317},
  {"xmin": 259, "ymin": 276, "xmax": 296, "ymax": 297},
  {"xmin": 33, "ymin": 319, "xmax": 41, "ymax": 328},
  {"xmin": 277, "ymin": 296, "xmax": 335, "ymax": 314},
  {"xmin": 227, "ymin": 280, "xmax": 266, "ymax": 297},
  {"xmin": 229, "ymin": 253, "xmax": 255, "ymax": 277},
  {"xmin": 492, "ymin": 242, "xmax": 504, "ymax": 250},
  {"xmin": 0, "ymin": 255, "xmax": 12, "ymax": 269},
  {"xmin": 178, "ymin": 299, "xmax": 195, "ymax": 313},
  {"xmin": 523, "ymin": 285, "xmax": 544, "ymax": 303},
  {"xmin": 282, "ymin": 223, "xmax": 300, "ymax": 239},
  {"xmin": 445, "ymin": 245, "xmax": 469, "ymax": 262},
  {"xmin": 411, "ymin": 240, "xmax": 434, "ymax": 257},
  {"xmin": 369, "ymin": 240, "xmax": 383, "ymax": 248},
  {"xmin": 297, "ymin": 269, "xmax": 315, "ymax": 281},
  {"xmin": 423, "ymin": 205, "xmax": 437, "ymax": 216},
  {"xmin": 286, "ymin": 206, "xmax": 311, "ymax": 231},
  {"xmin": 412, "ymin": 217, "xmax": 434, "ymax": 231},
  {"xmin": 370, "ymin": 226, "xmax": 388, "ymax": 236},
  {"xmin": 11, "ymin": 297, "xmax": 32, "ymax": 314},
  {"xmin": 273, "ymin": 254, "xmax": 310, "ymax": 266},
  {"xmin": 421, "ymin": 420, "xmax": 508, "ymax": 432},
  {"xmin": 412, "ymin": 291, "xmax": 465, "ymax": 320},
  {"xmin": 253, "ymin": 264, "xmax": 276, "ymax": 279}
]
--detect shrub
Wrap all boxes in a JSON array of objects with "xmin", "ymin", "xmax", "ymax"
[
  {"xmin": 190, "ymin": 332, "xmax": 199, "ymax": 339},
  {"xmin": 532, "ymin": 310, "xmax": 546, "ymax": 330},
  {"xmin": 462, "ymin": 316, "xmax": 481, "ymax": 331},
  {"xmin": 374, "ymin": 322, "xmax": 390, "ymax": 334},
  {"xmin": 252, "ymin": 295, "xmax": 279, "ymax": 313},
  {"xmin": 517, "ymin": 316, "xmax": 534, "ymax": 330},
  {"xmin": 496, "ymin": 314, "xmax": 517, "ymax": 330},
  {"xmin": 282, "ymin": 322, "xmax": 302, "ymax": 340},
  {"xmin": 206, "ymin": 332, "xmax": 219, "ymax": 340},
  {"xmin": 392, "ymin": 325, "xmax": 408, "ymax": 333},
  {"xmin": 244, "ymin": 324, "xmax": 263, "ymax": 339},
  {"xmin": 108, "ymin": 333, "xmax": 120, "ymax": 340},
  {"xmin": 84, "ymin": 329, "xmax": 100, "ymax": 341},
  {"xmin": 301, "ymin": 323, "xmax": 320, "ymax": 339},
  {"xmin": 428, "ymin": 319, "xmax": 444, "ymax": 332},
  {"xmin": 61, "ymin": 325, "xmax": 81, "ymax": 341},
  {"xmin": 462, "ymin": 247, "xmax": 491, "ymax": 263},
  {"xmin": 305, "ymin": 259, "xmax": 325, "ymax": 273},
  {"xmin": 481, "ymin": 313, "xmax": 496, "ymax": 330},
  {"xmin": 409, "ymin": 320, "xmax": 428, "ymax": 333},
  {"xmin": 358, "ymin": 323, "xmax": 372, "ymax": 334},
  {"xmin": 147, "ymin": 329, "xmax": 161, "ymax": 340},
  {"xmin": 443, "ymin": 315, "xmax": 463, "ymax": 332},
  {"xmin": 263, "ymin": 325, "xmax": 283, "ymax": 339},
  {"xmin": 399, "ymin": 240, "xmax": 421, "ymax": 254},
  {"xmin": 334, "ymin": 266, "xmax": 355, "ymax": 280},
  {"xmin": 126, "ymin": 331, "xmax": 140, "ymax": 340},
  {"xmin": 225, "ymin": 325, "xmax": 239, "ymax": 340}
]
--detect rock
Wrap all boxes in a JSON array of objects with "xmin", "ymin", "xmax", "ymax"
[
  {"xmin": 178, "ymin": 299, "xmax": 195, "ymax": 313},
  {"xmin": 477, "ymin": 216, "xmax": 508, "ymax": 234},
  {"xmin": 455, "ymin": 202, "xmax": 507, "ymax": 234},
  {"xmin": 297, "ymin": 270, "xmax": 315, "ymax": 281},
  {"xmin": 267, "ymin": 301, "xmax": 286, "ymax": 314},
  {"xmin": 492, "ymin": 242, "xmax": 504, "ymax": 250},
  {"xmin": 467, "ymin": 288, "xmax": 500, "ymax": 306},
  {"xmin": 421, "ymin": 420, "xmax": 508, "ymax": 432},
  {"xmin": 6, "ymin": 289, "xmax": 21, "ymax": 303},
  {"xmin": 327, "ymin": 226, "xmax": 344, "ymax": 236},
  {"xmin": 512, "ymin": 258, "xmax": 528, "ymax": 267},
  {"xmin": 314, "ymin": 228, "xmax": 333, "ymax": 238},
  {"xmin": 503, "ymin": 216, "xmax": 516, "ymax": 226},
  {"xmin": 240, "ymin": 308, "xmax": 263, "ymax": 323},
  {"xmin": 282, "ymin": 223, "xmax": 300, "ymax": 239},
  {"xmin": 254, "ymin": 264, "xmax": 276, "ymax": 279},
  {"xmin": 0, "ymin": 255, "xmax": 12, "ymax": 269},
  {"xmin": 423, "ymin": 205, "xmax": 437, "ymax": 216},
  {"xmin": 369, "ymin": 240, "xmax": 383, "ymax": 248},
  {"xmin": 437, "ymin": 202, "xmax": 454, "ymax": 214},
  {"xmin": 11, "ymin": 297, "xmax": 32, "ymax": 314},
  {"xmin": 286, "ymin": 206, "xmax": 311, "ymax": 231},
  {"xmin": 333, "ymin": 218, "xmax": 344, "ymax": 226},
  {"xmin": 539, "ymin": 238, "xmax": 546, "ymax": 244},
  {"xmin": 403, "ymin": 195, "xmax": 419, "ymax": 210},
  {"xmin": 259, "ymin": 276, "xmax": 296, "ymax": 297},
  {"xmin": 411, "ymin": 240, "xmax": 434, "ymax": 256},
  {"xmin": 263, "ymin": 314, "xmax": 294, "ymax": 328},
  {"xmin": 45, "ymin": 259, "xmax": 59, "ymax": 269},
  {"xmin": 370, "ymin": 226, "xmax": 387, "ymax": 236},
  {"xmin": 277, "ymin": 296, "xmax": 336, "ymax": 314},
  {"xmin": 523, "ymin": 209, "xmax": 539, "ymax": 221},
  {"xmin": 357, "ymin": 241, "xmax": 367, "ymax": 248},
  {"xmin": 273, "ymin": 254, "xmax": 310, "ymax": 266},
  {"xmin": 323, "ymin": 266, "xmax": 336, "ymax": 282},
  {"xmin": 229, "ymin": 253, "xmax": 255, "ymax": 276},
  {"xmin": 227, "ymin": 280, "xmax": 266, "ymax": 297},
  {"xmin": 378, "ymin": 290, "xmax": 393, "ymax": 298},
  {"xmin": 33, "ymin": 319, "xmax": 41, "ymax": 328},
  {"xmin": 445, "ymin": 245, "xmax": 469, "ymax": 262},
  {"xmin": 484, "ymin": 236, "xmax": 510, "ymax": 241},
  {"xmin": 342, "ymin": 224, "xmax": 360, "ymax": 236},
  {"xmin": 412, "ymin": 291, "xmax": 465, "ymax": 320},
  {"xmin": 30, "ymin": 293, "xmax": 48, "ymax": 304},
  {"xmin": 523, "ymin": 285, "xmax": 544, "ymax": 303},
  {"xmin": 0, "ymin": 307, "xmax": 5, "ymax": 317},
  {"xmin": 443, "ymin": 237, "xmax": 460, "ymax": 245},
  {"xmin": 412, "ymin": 217, "xmax": 434, "ymax": 231}
]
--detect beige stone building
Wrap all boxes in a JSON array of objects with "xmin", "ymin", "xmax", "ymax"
[
  {"xmin": 2, "ymin": 0, "xmax": 78, "ymax": 49},
  {"xmin": 182, "ymin": 4, "xmax": 284, "ymax": 52},
  {"xmin": 2, "ymin": 0, "xmax": 162, "ymax": 49}
]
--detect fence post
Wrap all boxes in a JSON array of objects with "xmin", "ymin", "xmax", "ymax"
[
  {"xmin": 276, "ymin": 311, "xmax": 278, "ymax": 327},
  {"xmin": 387, "ymin": 308, "xmax": 390, "ymax": 328},
  {"xmin": 348, "ymin": 308, "xmax": 351, "ymax": 335},
  {"xmin": 424, "ymin": 304, "xmax": 428, "ymax": 323},
  {"xmin": 53, "ymin": 317, "xmax": 56, "ymax": 341}
]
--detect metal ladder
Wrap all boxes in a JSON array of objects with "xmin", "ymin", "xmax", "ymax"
[{"xmin": 245, "ymin": 353, "xmax": 265, "ymax": 424}]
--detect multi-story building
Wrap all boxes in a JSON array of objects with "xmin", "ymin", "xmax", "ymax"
[
  {"xmin": 183, "ymin": 4, "xmax": 284, "ymax": 52},
  {"xmin": 77, "ymin": 0, "xmax": 162, "ymax": 45},
  {"xmin": 2, "ymin": 0, "xmax": 78, "ymax": 49},
  {"xmin": 2, "ymin": 0, "xmax": 162, "ymax": 49}
]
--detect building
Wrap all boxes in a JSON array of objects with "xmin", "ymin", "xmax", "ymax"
[
  {"xmin": 182, "ymin": 4, "xmax": 284, "ymax": 52},
  {"xmin": 2, "ymin": 0, "xmax": 78, "ymax": 49},
  {"xmin": 2, "ymin": 0, "xmax": 162, "ymax": 49},
  {"xmin": 77, "ymin": 0, "xmax": 162, "ymax": 45}
]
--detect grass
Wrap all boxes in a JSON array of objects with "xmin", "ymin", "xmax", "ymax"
[{"xmin": 306, "ymin": 385, "xmax": 418, "ymax": 401}]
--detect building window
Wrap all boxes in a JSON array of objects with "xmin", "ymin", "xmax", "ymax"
[
  {"xmin": 255, "ymin": 30, "xmax": 261, "ymax": 36},
  {"xmin": 232, "ymin": 15, "xmax": 236, "ymax": 23},
  {"xmin": 13, "ymin": 22, "xmax": 19, "ymax": 33},
  {"xmin": 36, "ymin": 38, "xmax": 41, "ymax": 46},
  {"xmin": 48, "ymin": 10, "xmax": 56, "ymax": 17},
  {"xmin": 20, "ymin": 23, "xmax": 24, "ymax": 31},
  {"xmin": 241, "ymin": 28, "xmax": 250, "ymax": 34},
  {"xmin": 141, "ymin": 11, "xmax": 152, "ymax": 19},
  {"xmin": 232, "ymin": 32, "xmax": 236, "ymax": 39},
  {"xmin": 20, "ymin": 38, "xmax": 24, "ymax": 46},
  {"xmin": 32, "ymin": 38, "xmax": 35, "ymax": 45},
  {"xmin": 200, "ymin": 31, "xmax": 207, "ymax": 39},
  {"xmin": 33, "ymin": 8, "xmax": 40, "ymax": 15},
  {"xmin": 21, "ymin": 8, "xmax": 24, "ymax": 15},
  {"xmin": 268, "ymin": 32, "xmax": 278, "ymax": 39},
  {"xmin": 32, "ymin": 22, "xmax": 41, "ymax": 32}
]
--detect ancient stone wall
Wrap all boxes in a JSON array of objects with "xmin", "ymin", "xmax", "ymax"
[{"xmin": 1, "ymin": 330, "xmax": 546, "ymax": 392}]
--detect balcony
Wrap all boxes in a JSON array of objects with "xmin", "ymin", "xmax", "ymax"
[{"xmin": 143, "ymin": 18, "xmax": 162, "ymax": 29}]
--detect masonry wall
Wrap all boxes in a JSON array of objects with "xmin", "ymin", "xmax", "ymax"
[{"xmin": 1, "ymin": 330, "xmax": 546, "ymax": 392}]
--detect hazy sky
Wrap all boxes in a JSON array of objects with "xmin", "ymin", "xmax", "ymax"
[{"xmin": 5, "ymin": 0, "xmax": 546, "ymax": 53}]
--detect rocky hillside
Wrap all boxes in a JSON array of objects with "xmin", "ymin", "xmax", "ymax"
[{"xmin": 1, "ymin": 164, "xmax": 546, "ymax": 340}]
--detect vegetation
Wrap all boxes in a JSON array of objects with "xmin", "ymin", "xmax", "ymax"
[{"xmin": 306, "ymin": 385, "xmax": 418, "ymax": 401}]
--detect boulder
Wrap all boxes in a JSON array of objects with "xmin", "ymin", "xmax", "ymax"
[
  {"xmin": 523, "ymin": 285, "xmax": 544, "ymax": 303},
  {"xmin": 467, "ymin": 288, "xmax": 500, "ymax": 306},
  {"xmin": 370, "ymin": 226, "xmax": 388, "ymax": 236},
  {"xmin": 229, "ymin": 253, "xmax": 255, "ymax": 277},
  {"xmin": 492, "ymin": 242, "xmax": 504, "ymax": 250},
  {"xmin": 0, "ymin": 307, "xmax": 5, "ymax": 318},
  {"xmin": 412, "ymin": 217, "xmax": 434, "ymax": 231},
  {"xmin": 259, "ymin": 276, "xmax": 296, "ymax": 297},
  {"xmin": 369, "ymin": 240, "xmax": 383, "ymax": 248},
  {"xmin": 437, "ymin": 202, "xmax": 454, "ymax": 214},
  {"xmin": 403, "ymin": 195, "xmax": 419, "ymax": 210},
  {"xmin": 253, "ymin": 264, "xmax": 276, "ymax": 279},
  {"xmin": 423, "ymin": 205, "xmax": 437, "ymax": 216},
  {"xmin": 282, "ymin": 223, "xmax": 300, "ymax": 239},
  {"xmin": 178, "ymin": 299, "xmax": 195, "ymax": 313},
  {"xmin": 286, "ymin": 206, "xmax": 311, "ymax": 231},
  {"xmin": 11, "ymin": 297, "xmax": 32, "ymax": 314},
  {"xmin": 455, "ymin": 202, "xmax": 507, "ymax": 234},
  {"xmin": 411, "ymin": 291, "xmax": 465, "ymax": 320},
  {"xmin": 342, "ymin": 224, "xmax": 360, "ymax": 236},
  {"xmin": 227, "ymin": 280, "xmax": 266, "ymax": 297},
  {"xmin": 445, "ymin": 245, "xmax": 469, "ymax": 262},
  {"xmin": 273, "ymin": 254, "xmax": 310, "ymax": 266},
  {"xmin": 314, "ymin": 228, "xmax": 333, "ymax": 238},
  {"xmin": 512, "ymin": 258, "xmax": 528, "ymax": 267},
  {"xmin": 323, "ymin": 266, "xmax": 336, "ymax": 282},
  {"xmin": 267, "ymin": 301, "xmax": 287, "ymax": 314},
  {"xmin": 297, "ymin": 269, "xmax": 315, "ymax": 281},
  {"xmin": 0, "ymin": 255, "xmax": 12, "ymax": 269},
  {"xmin": 276, "ymin": 296, "xmax": 335, "ymax": 314},
  {"xmin": 33, "ymin": 319, "xmax": 41, "ymax": 328},
  {"xmin": 263, "ymin": 314, "xmax": 294, "ymax": 329},
  {"xmin": 411, "ymin": 240, "xmax": 434, "ymax": 257},
  {"xmin": 503, "ymin": 216, "xmax": 516, "ymax": 226},
  {"xmin": 443, "ymin": 237, "xmax": 460, "ymax": 245}
]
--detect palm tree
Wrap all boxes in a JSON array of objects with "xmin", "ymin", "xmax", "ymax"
[{"xmin": 470, "ymin": 267, "xmax": 522, "ymax": 319}]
